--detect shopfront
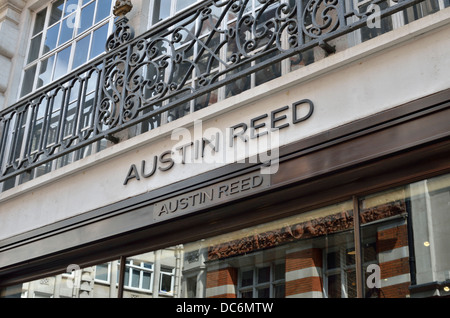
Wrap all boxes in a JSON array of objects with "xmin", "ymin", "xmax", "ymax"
[
  {"xmin": 1, "ymin": 86, "xmax": 449, "ymax": 298},
  {"xmin": 0, "ymin": 0, "xmax": 450, "ymax": 300}
]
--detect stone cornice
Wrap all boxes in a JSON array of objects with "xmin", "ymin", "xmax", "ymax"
[
  {"xmin": 0, "ymin": 0, "xmax": 26, "ymax": 12},
  {"xmin": 0, "ymin": 0, "xmax": 26, "ymax": 24}
]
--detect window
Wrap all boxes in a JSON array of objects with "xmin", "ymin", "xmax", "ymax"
[
  {"xmin": 95, "ymin": 263, "xmax": 111, "ymax": 283},
  {"xmin": 150, "ymin": 0, "xmax": 200, "ymax": 26},
  {"xmin": 2, "ymin": 172, "xmax": 450, "ymax": 298},
  {"xmin": 160, "ymin": 266, "xmax": 175, "ymax": 295},
  {"xmin": 324, "ymin": 243, "xmax": 358, "ymax": 298},
  {"xmin": 21, "ymin": 0, "xmax": 114, "ymax": 97},
  {"xmin": 403, "ymin": 0, "xmax": 441, "ymax": 24},
  {"xmin": 323, "ymin": 240, "xmax": 377, "ymax": 298},
  {"xmin": 122, "ymin": 260, "xmax": 153, "ymax": 292},
  {"xmin": 238, "ymin": 263, "xmax": 285, "ymax": 298}
]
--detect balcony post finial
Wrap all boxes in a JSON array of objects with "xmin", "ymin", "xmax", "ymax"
[
  {"xmin": 106, "ymin": 0, "xmax": 135, "ymax": 51},
  {"xmin": 113, "ymin": 0, "xmax": 133, "ymax": 17}
]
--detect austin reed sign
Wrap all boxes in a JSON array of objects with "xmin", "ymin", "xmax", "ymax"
[{"xmin": 123, "ymin": 99, "xmax": 314, "ymax": 185}]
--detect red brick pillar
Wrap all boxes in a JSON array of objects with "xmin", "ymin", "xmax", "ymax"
[
  {"xmin": 285, "ymin": 247, "xmax": 323, "ymax": 298},
  {"xmin": 206, "ymin": 266, "xmax": 237, "ymax": 298},
  {"xmin": 377, "ymin": 222, "xmax": 410, "ymax": 298}
]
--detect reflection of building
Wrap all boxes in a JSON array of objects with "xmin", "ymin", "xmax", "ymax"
[{"xmin": 1, "ymin": 0, "xmax": 450, "ymax": 299}]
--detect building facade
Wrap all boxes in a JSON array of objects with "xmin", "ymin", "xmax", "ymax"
[{"xmin": 0, "ymin": 0, "xmax": 449, "ymax": 298}]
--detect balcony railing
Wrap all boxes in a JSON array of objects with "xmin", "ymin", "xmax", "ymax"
[{"xmin": 0, "ymin": 0, "xmax": 442, "ymax": 190}]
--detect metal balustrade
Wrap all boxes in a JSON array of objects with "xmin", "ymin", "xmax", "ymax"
[{"xmin": 0, "ymin": 0, "xmax": 440, "ymax": 189}]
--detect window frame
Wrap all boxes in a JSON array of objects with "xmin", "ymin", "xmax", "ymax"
[
  {"xmin": 159, "ymin": 266, "xmax": 175, "ymax": 296},
  {"xmin": 121, "ymin": 260, "xmax": 154, "ymax": 293},
  {"xmin": 238, "ymin": 261, "xmax": 286, "ymax": 298},
  {"xmin": 19, "ymin": 0, "xmax": 115, "ymax": 99}
]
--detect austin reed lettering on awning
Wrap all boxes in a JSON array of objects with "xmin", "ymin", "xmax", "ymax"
[{"xmin": 153, "ymin": 171, "xmax": 270, "ymax": 222}]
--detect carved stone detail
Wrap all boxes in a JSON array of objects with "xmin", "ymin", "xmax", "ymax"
[
  {"xmin": 208, "ymin": 210, "xmax": 354, "ymax": 261},
  {"xmin": 208, "ymin": 200, "xmax": 407, "ymax": 261},
  {"xmin": 359, "ymin": 200, "xmax": 406, "ymax": 224},
  {"xmin": 113, "ymin": 0, "xmax": 133, "ymax": 17}
]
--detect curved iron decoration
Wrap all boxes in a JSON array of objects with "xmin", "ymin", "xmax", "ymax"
[{"xmin": 0, "ymin": 0, "xmax": 432, "ymax": 187}]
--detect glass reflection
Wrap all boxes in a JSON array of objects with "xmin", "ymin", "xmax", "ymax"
[
  {"xmin": 78, "ymin": 2, "xmax": 95, "ymax": 35},
  {"xmin": 90, "ymin": 24, "xmax": 109, "ymax": 58},
  {"xmin": 95, "ymin": 0, "xmax": 112, "ymax": 23},
  {"xmin": 2, "ymin": 173, "xmax": 449, "ymax": 298}
]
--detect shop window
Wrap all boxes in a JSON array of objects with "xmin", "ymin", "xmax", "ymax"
[
  {"xmin": 0, "ymin": 261, "xmax": 119, "ymax": 298},
  {"xmin": 357, "ymin": 173, "xmax": 450, "ymax": 298},
  {"xmin": 20, "ymin": 0, "xmax": 114, "ymax": 97},
  {"xmin": 409, "ymin": 174, "xmax": 450, "ymax": 287},
  {"xmin": 2, "ymin": 173, "xmax": 450, "ymax": 298}
]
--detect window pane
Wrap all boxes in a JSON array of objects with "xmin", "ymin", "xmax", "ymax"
[
  {"xmin": 44, "ymin": 23, "xmax": 60, "ymax": 53},
  {"xmin": 274, "ymin": 263, "xmax": 285, "ymax": 281},
  {"xmin": 123, "ymin": 269, "xmax": 130, "ymax": 287},
  {"xmin": 153, "ymin": 0, "xmax": 171, "ymax": 24},
  {"xmin": 257, "ymin": 267, "xmax": 270, "ymax": 284},
  {"xmin": 142, "ymin": 272, "xmax": 151, "ymax": 290},
  {"xmin": 37, "ymin": 54, "xmax": 55, "ymax": 88},
  {"xmin": 28, "ymin": 34, "xmax": 43, "ymax": 63},
  {"xmin": 404, "ymin": 0, "xmax": 440, "ymax": 24},
  {"xmin": 327, "ymin": 274, "xmax": 341, "ymax": 298},
  {"xmin": 241, "ymin": 290, "xmax": 253, "ymax": 298},
  {"xmin": 72, "ymin": 35, "xmax": 90, "ymax": 69},
  {"xmin": 59, "ymin": 15, "xmax": 75, "ymax": 46},
  {"xmin": 95, "ymin": 264, "xmax": 109, "ymax": 281},
  {"xmin": 186, "ymin": 276, "xmax": 197, "ymax": 298},
  {"xmin": 255, "ymin": 49, "xmax": 281, "ymax": 86},
  {"xmin": 32, "ymin": 9, "xmax": 47, "ymax": 36},
  {"xmin": 257, "ymin": 287, "xmax": 270, "ymax": 298},
  {"xmin": 176, "ymin": 0, "xmax": 197, "ymax": 11},
  {"xmin": 241, "ymin": 270, "xmax": 253, "ymax": 287},
  {"xmin": 78, "ymin": 1, "xmax": 95, "ymax": 34},
  {"xmin": 90, "ymin": 23, "xmax": 108, "ymax": 58},
  {"xmin": 131, "ymin": 269, "xmax": 140, "ymax": 288},
  {"xmin": 81, "ymin": 92, "xmax": 94, "ymax": 129},
  {"xmin": 50, "ymin": 0, "xmax": 64, "ymax": 25},
  {"xmin": 346, "ymin": 270, "xmax": 357, "ymax": 298},
  {"xmin": 160, "ymin": 274, "xmax": 172, "ymax": 293},
  {"xmin": 346, "ymin": 248, "xmax": 356, "ymax": 266},
  {"xmin": 95, "ymin": 0, "xmax": 112, "ymax": 23},
  {"xmin": 20, "ymin": 65, "xmax": 37, "ymax": 96},
  {"xmin": 64, "ymin": 0, "xmax": 79, "ymax": 17},
  {"xmin": 143, "ymin": 263, "xmax": 152, "ymax": 269},
  {"xmin": 327, "ymin": 250, "xmax": 341, "ymax": 270},
  {"xmin": 273, "ymin": 284, "xmax": 285, "ymax": 298},
  {"xmin": 54, "ymin": 46, "xmax": 71, "ymax": 79}
]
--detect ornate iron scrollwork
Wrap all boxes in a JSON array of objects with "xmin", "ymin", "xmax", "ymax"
[
  {"xmin": 0, "ymin": 0, "xmax": 435, "ymax": 186},
  {"xmin": 106, "ymin": 0, "xmax": 135, "ymax": 51}
]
